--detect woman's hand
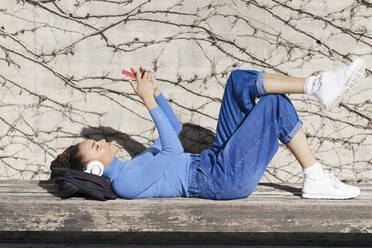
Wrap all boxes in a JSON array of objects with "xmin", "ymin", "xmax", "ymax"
[
  {"xmin": 128, "ymin": 66, "xmax": 155, "ymax": 102},
  {"xmin": 137, "ymin": 66, "xmax": 160, "ymax": 97}
]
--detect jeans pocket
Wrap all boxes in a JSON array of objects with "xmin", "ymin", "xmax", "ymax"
[{"xmin": 197, "ymin": 167, "xmax": 210, "ymax": 180}]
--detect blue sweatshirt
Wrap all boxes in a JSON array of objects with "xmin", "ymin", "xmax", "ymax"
[{"xmin": 102, "ymin": 92, "xmax": 193, "ymax": 199}]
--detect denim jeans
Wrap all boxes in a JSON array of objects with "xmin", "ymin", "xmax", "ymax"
[{"xmin": 187, "ymin": 69, "xmax": 303, "ymax": 200}]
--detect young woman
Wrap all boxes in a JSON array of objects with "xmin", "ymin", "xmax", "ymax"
[{"xmin": 50, "ymin": 59, "xmax": 366, "ymax": 200}]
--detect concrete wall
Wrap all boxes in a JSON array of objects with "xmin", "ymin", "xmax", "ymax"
[{"xmin": 0, "ymin": 0, "xmax": 371, "ymax": 183}]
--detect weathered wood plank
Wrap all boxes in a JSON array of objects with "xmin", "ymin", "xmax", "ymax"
[
  {"xmin": 0, "ymin": 180, "xmax": 371, "ymax": 201},
  {"xmin": 1, "ymin": 199, "xmax": 371, "ymax": 233},
  {"xmin": 0, "ymin": 180, "xmax": 371, "ymax": 236}
]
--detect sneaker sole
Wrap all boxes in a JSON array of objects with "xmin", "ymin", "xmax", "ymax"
[
  {"xmin": 324, "ymin": 58, "xmax": 366, "ymax": 110},
  {"xmin": 302, "ymin": 192, "xmax": 360, "ymax": 200}
]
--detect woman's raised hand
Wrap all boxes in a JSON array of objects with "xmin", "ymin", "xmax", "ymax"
[
  {"xmin": 138, "ymin": 66, "xmax": 160, "ymax": 97},
  {"xmin": 128, "ymin": 66, "xmax": 154, "ymax": 102}
]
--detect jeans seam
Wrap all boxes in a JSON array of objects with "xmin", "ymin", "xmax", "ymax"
[
  {"xmin": 214, "ymin": 184, "xmax": 242, "ymax": 193},
  {"xmin": 201, "ymin": 179, "xmax": 214, "ymax": 199},
  {"xmin": 234, "ymin": 121, "xmax": 275, "ymax": 172},
  {"xmin": 188, "ymin": 158, "xmax": 201, "ymax": 194}
]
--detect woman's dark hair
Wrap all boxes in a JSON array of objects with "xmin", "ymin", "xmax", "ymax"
[{"xmin": 49, "ymin": 144, "xmax": 86, "ymax": 180}]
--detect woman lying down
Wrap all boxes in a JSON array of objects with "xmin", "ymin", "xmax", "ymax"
[{"xmin": 50, "ymin": 59, "xmax": 366, "ymax": 200}]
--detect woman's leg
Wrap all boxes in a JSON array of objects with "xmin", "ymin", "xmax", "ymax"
[
  {"xmin": 210, "ymin": 69, "xmax": 266, "ymax": 155},
  {"xmin": 286, "ymin": 127, "xmax": 317, "ymax": 169},
  {"xmin": 262, "ymin": 58, "xmax": 366, "ymax": 109},
  {"xmin": 206, "ymin": 69, "xmax": 360, "ymax": 201},
  {"xmin": 263, "ymin": 73, "xmax": 306, "ymax": 94},
  {"xmin": 207, "ymin": 69, "xmax": 304, "ymax": 200},
  {"xmin": 210, "ymin": 93, "xmax": 303, "ymax": 200},
  {"xmin": 210, "ymin": 69, "xmax": 315, "ymax": 171}
]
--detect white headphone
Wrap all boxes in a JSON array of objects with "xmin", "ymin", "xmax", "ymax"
[{"xmin": 84, "ymin": 160, "xmax": 104, "ymax": 176}]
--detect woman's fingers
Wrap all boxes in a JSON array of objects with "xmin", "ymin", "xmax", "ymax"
[
  {"xmin": 136, "ymin": 66, "xmax": 154, "ymax": 81},
  {"xmin": 140, "ymin": 66, "xmax": 145, "ymax": 76},
  {"xmin": 130, "ymin": 67, "xmax": 136, "ymax": 76},
  {"xmin": 130, "ymin": 66, "xmax": 153, "ymax": 81},
  {"xmin": 130, "ymin": 66, "xmax": 145, "ymax": 79},
  {"xmin": 135, "ymin": 67, "xmax": 141, "ymax": 81},
  {"xmin": 128, "ymin": 79, "xmax": 137, "ymax": 93},
  {"xmin": 144, "ymin": 69, "xmax": 151, "ymax": 80}
]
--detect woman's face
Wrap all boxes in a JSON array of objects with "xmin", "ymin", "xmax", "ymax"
[{"xmin": 78, "ymin": 139, "xmax": 118, "ymax": 171}]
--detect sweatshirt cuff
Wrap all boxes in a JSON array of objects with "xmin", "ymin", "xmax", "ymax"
[
  {"xmin": 155, "ymin": 92, "xmax": 164, "ymax": 101},
  {"xmin": 148, "ymin": 105, "xmax": 161, "ymax": 114}
]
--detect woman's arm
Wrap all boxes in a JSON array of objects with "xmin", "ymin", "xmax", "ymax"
[
  {"xmin": 148, "ymin": 73, "xmax": 182, "ymax": 149},
  {"xmin": 132, "ymin": 95, "xmax": 182, "ymax": 154},
  {"xmin": 130, "ymin": 67, "xmax": 183, "ymax": 151},
  {"xmin": 154, "ymin": 92, "xmax": 182, "ymax": 135},
  {"xmin": 154, "ymin": 88, "xmax": 161, "ymax": 98},
  {"xmin": 143, "ymin": 96, "xmax": 158, "ymax": 111},
  {"xmin": 128, "ymin": 67, "xmax": 183, "ymax": 153},
  {"xmin": 147, "ymin": 100, "xmax": 184, "ymax": 153},
  {"xmin": 149, "ymin": 92, "xmax": 183, "ymax": 151},
  {"xmin": 151, "ymin": 73, "xmax": 182, "ymax": 135}
]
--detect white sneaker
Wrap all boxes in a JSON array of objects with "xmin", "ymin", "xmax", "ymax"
[
  {"xmin": 313, "ymin": 58, "xmax": 366, "ymax": 110},
  {"xmin": 302, "ymin": 171, "xmax": 360, "ymax": 199}
]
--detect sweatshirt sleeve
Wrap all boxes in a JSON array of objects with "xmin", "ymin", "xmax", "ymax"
[
  {"xmin": 149, "ymin": 93, "xmax": 183, "ymax": 150},
  {"xmin": 148, "ymin": 106, "xmax": 184, "ymax": 153},
  {"xmin": 154, "ymin": 92, "xmax": 182, "ymax": 135}
]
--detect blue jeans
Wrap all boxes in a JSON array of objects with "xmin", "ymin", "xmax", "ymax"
[{"xmin": 187, "ymin": 69, "xmax": 303, "ymax": 200}]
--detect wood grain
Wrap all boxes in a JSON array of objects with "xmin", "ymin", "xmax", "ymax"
[{"xmin": 0, "ymin": 180, "xmax": 371, "ymax": 234}]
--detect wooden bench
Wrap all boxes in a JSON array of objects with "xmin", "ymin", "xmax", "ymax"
[{"xmin": 0, "ymin": 180, "xmax": 371, "ymax": 246}]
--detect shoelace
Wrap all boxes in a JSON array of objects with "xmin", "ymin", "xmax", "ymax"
[
  {"xmin": 312, "ymin": 74, "xmax": 322, "ymax": 93},
  {"xmin": 325, "ymin": 171, "xmax": 342, "ymax": 189}
]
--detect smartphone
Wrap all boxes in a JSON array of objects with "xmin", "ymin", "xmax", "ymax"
[{"xmin": 121, "ymin": 69, "xmax": 137, "ymax": 80}]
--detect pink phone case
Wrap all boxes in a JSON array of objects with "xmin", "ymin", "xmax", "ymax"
[{"xmin": 121, "ymin": 69, "xmax": 137, "ymax": 80}]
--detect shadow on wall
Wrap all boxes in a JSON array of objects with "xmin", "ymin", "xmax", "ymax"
[{"xmin": 80, "ymin": 123, "xmax": 216, "ymax": 157}]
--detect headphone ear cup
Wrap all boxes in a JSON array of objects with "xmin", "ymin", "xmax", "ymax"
[{"xmin": 84, "ymin": 160, "xmax": 104, "ymax": 176}]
